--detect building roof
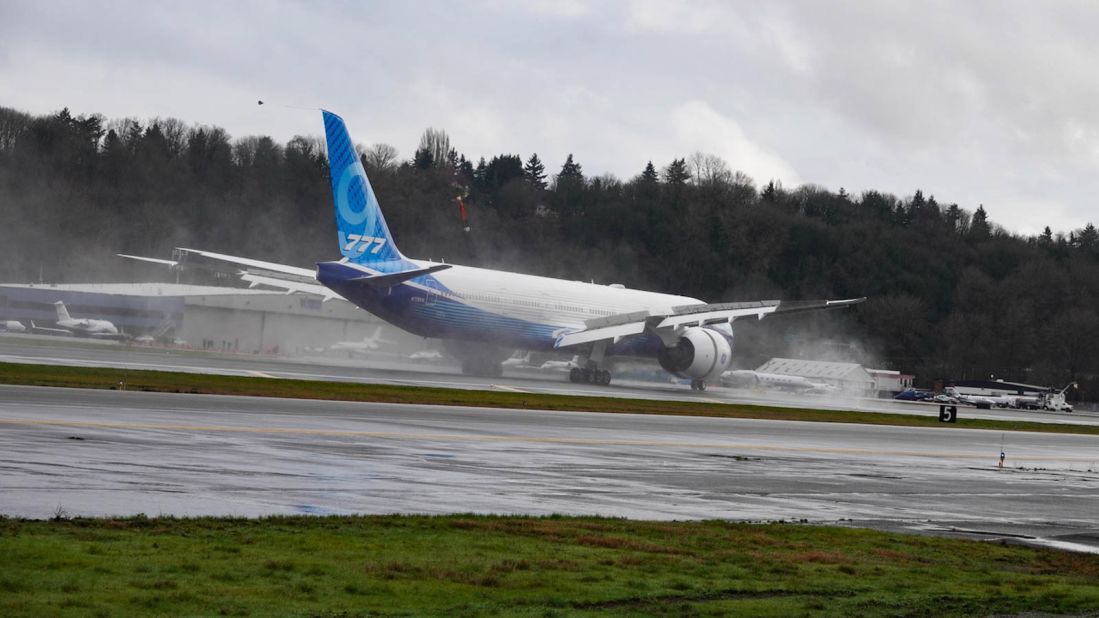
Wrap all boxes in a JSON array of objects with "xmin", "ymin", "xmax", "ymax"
[{"xmin": 756, "ymin": 358, "xmax": 873, "ymax": 382}]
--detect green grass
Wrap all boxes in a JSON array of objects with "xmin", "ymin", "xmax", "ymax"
[
  {"xmin": 2, "ymin": 360, "xmax": 1097, "ymax": 436},
  {"xmin": 2, "ymin": 515, "xmax": 1097, "ymax": 617}
]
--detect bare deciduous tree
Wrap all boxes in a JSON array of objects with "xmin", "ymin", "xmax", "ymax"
[
  {"xmin": 363, "ymin": 143, "xmax": 399, "ymax": 170},
  {"xmin": 418, "ymin": 127, "xmax": 451, "ymax": 168}
]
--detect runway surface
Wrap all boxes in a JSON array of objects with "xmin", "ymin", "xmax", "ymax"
[
  {"xmin": 1, "ymin": 333, "xmax": 1093, "ymax": 426},
  {"xmin": 2, "ymin": 385, "xmax": 1098, "ymax": 552}
]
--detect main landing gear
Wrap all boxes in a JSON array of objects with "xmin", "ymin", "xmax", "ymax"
[
  {"xmin": 569, "ymin": 341, "xmax": 612, "ymax": 386},
  {"xmin": 690, "ymin": 379, "xmax": 707, "ymax": 391},
  {"xmin": 569, "ymin": 367, "xmax": 612, "ymax": 386}
]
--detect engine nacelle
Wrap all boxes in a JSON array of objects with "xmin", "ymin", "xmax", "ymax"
[{"xmin": 656, "ymin": 327, "xmax": 733, "ymax": 381}]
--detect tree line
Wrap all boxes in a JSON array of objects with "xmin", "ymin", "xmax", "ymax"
[{"xmin": 1, "ymin": 106, "xmax": 1097, "ymax": 400}]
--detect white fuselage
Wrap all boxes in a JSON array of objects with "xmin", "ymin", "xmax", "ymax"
[
  {"xmin": 58, "ymin": 318, "xmax": 118, "ymax": 336},
  {"xmin": 413, "ymin": 259, "xmax": 705, "ymax": 332}
]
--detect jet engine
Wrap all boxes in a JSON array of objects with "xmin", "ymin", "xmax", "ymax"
[{"xmin": 656, "ymin": 327, "xmax": 733, "ymax": 380}]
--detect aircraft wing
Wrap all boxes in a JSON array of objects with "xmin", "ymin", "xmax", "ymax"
[
  {"xmin": 29, "ymin": 322, "xmax": 74, "ymax": 337},
  {"xmin": 554, "ymin": 297, "xmax": 865, "ymax": 349},
  {"xmin": 119, "ymin": 248, "xmax": 340, "ymax": 299}
]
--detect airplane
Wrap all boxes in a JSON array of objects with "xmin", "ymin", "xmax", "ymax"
[
  {"xmin": 943, "ymin": 388, "xmax": 1001, "ymax": 409},
  {"xmin": 501, "ymin": 351, "xmax": 536, "ymax": 369},
  {"xmin": 121, "ymin": 110, "xmax": 864, "ymax": 390},
  {"xmin": 328, "ymin": 326, "xmax": 396, "ymax": 355},
  {"xmin": 31, "ymin": 301, "xmax": 122, "ymax": 338},
  {"xmin": 1, "ymin": 320, "xmax": 27, "ymax": 333},
  {"xmin": 540, "ymin": 356, "xmax": 582, "ymax": 372},
  {"xmin": 722, "ymin": 369, "xmax": 834, "ymax": 393},
  {"xmin": 408, "ymin": 349, "xmax": 445, "ymax": 363}
]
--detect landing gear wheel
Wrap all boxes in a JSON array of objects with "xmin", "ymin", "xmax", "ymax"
[
  {"xmin": 596, "ymin": 369, "xmax": 612, "ymax": 386},
  {"xmin": 691, "ymin": 379, "xmax": 706, "ymax": 391},
  {"xmin": 569, "ymin": 367, "xmax": 582, "ymax": 383}
]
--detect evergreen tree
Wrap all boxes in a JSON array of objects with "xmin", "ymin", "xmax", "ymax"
[
  {"xmin": 945, "ymin": 203, "xmax": 962, "ymax": 231},
  {"xmin": 969, "ymin": 204, "xmax": 991, "ymax": 240},
  {"xmin": 523, "ymin": 153, "xmax": 546, "ymax": 189},
  {"xmin": 557, "ymin": 153, "xmax": 583, "ymax": 181},
  {"xmin": 761, "ymin": 180, "xmax": 779, "ymax": 204},
  {"xmin": 662, "ymin": 158, "xmax": 689, "ymax": 185},
  {"xmin": 1078, "ymin": 223, "xmax": 1099, "ymax": 253},
  {"xmin": 413, "ymin": 147, "xmax": 433, "ymax": 170},
  {"xmin": 640, "ymin": 161, "xmax": 658, "ymax": 184}
]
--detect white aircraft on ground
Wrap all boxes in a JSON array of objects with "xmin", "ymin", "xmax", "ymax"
[
  {"xmin": 540, "ymin": 356, "xmax": 582, "ymax": 372},
  {"xmin": 328, "ymin": 326, "xmax": 395, "ymax": 355},
  {"xmin": 722, "ymin": 370, "xmax": 835, "ymax": 393},
  {"xmin": 121, "ymin": 111, "xmax": 863, "ymax": 390},
  {"xmin": 501, "ymin": 352, "xmax": 535, "ymax": 368},
  {"xmin": 31, "ymin": 301, "xmax": 122, "ymax": 338},
  {"xmin": 408, "ymin": 349, "xmax": 445, "ymax": 363},
  {"xmin": 1, "ymin": 320, "xmax": 27, "ymax": 333}
]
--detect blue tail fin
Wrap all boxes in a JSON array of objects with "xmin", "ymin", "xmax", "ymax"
[{"xmin": 322, "ymin": 111, "xmax": 404, "ymax": 263}]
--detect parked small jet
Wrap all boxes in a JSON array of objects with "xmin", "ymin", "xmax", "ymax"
[
  {"xmin": 32, "ymin": 301, "xmax": 121, "ymax": 338},
  {"xmin": 501, "ymin": 352, "xmax": 535, "ymax": 368},
  {"xmin": 540, "ymin": 356, "xmax": 581, "ymax": 372},
  {"xmin": 328, "ymin": 326, "xmax": 395, "ymax": 355}
]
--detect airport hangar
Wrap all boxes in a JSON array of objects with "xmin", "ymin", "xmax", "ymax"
[
  {"xmin": 0, "ymin": 282, "xmax": 410, "ymax": 355},
  {"xmin": 754, "ymin": 357, "xmax": 913, "ymax": 395}
]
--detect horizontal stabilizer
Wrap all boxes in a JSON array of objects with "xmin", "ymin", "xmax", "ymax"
[{"xmin": 316, "ymin": 261, "xmax": 452, "ymax": 287}]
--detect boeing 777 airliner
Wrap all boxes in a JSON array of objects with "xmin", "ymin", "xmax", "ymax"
[{"xmin": 123, "ymin": 111, "xmax": 863, "ymax": 389}]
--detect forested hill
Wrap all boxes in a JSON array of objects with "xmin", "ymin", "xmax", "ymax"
[{"xmin": 2, "ymin": 106, "xmax": 1098, "ymax": 398}]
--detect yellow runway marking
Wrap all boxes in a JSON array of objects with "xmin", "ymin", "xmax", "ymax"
[{"xmin": 0, "ymin": 417, "xmax": 1094, "ymax": 462}]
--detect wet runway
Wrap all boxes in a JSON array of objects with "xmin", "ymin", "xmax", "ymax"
[
  {"xmin": 1, "ymin": 333, "xmax": 1092, "ymax": 426},
  {"xmin": 2, "ymin": 385, "xmax": 1098, "ymax": 551}
]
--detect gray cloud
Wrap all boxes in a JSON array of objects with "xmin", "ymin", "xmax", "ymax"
[{"xmin": 2, "ymin": 0, "xmax": 1097, "ymax": 233}]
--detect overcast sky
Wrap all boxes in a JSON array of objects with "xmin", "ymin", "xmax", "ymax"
[{"xmin": 3, "ymin": 0, "xmax": 1098, "ymax": 235}]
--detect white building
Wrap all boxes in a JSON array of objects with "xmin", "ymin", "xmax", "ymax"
[
  {"xmin": 0, "ymin": 282, "xmax": 411, "ymax": 355},
  {"xmin": 866, "ymin": 368, "xmax": 915, "ymax": 394},
  {"xmin": 755, "ymin": 358, "xmax": 877, "ymax": 393}
]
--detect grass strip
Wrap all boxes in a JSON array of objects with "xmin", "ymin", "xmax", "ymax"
[
  {"xmin": 2, "ymin": 514, "xmax": 1098, "ymax": 617},
  {"xmin": 1, "ymin": 360, "xmax": 1097, "ymax": 436}
]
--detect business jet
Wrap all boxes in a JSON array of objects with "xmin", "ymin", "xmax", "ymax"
[
  {"xmin": 31, "ymin": 301, "xmax": 122, "ymax": 338},
  {"xmin": 121, "ymin": 111, "xmax": 863, "ymax": 390},
  {"xmin": 328, "ymin": 326, "xmax": 396, "ymax": 355},
  {"xmin": 501, "ymin": 352, "xmax": 536, "ymax": 369}
]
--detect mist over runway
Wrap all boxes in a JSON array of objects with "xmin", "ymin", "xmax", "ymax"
[
  {"xmin": 1, "ymin": 333, "xmax": 1094, "ymax": 426},
  {"xmin": 2, "ymin": 384, "xmax": 1099, "ymax": 552}
]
